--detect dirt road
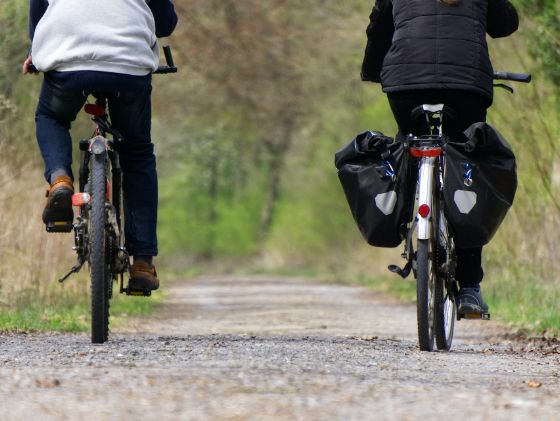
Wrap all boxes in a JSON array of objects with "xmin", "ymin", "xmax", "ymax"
[{"xmin": 1, "ymin": 275, "xmax": 559, "ymax": 420}]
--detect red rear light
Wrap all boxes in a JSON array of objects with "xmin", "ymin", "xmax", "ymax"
[
  {"xmin": 84, "ymin": 104, "xmax": 106, "ymax": 116},
  {"xmin": 418, "ymin": 204, "xmax": 431, "ymax": 218},
  {"xmin": 409, "ymin": 147, "xmax": 442, "ymax": 158}
]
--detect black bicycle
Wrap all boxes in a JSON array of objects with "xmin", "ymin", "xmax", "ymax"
[
  {"xmin": 53, "ymin": 46, "xmax": 177, "ymax": 343},
  {"xmin": 391, "ymin": 71, "xmax": 531, "ymax": 351}
]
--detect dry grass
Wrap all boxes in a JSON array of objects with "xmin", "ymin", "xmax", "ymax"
[{"xmin": 0, "ymin": 120, "xmax": 89, "ymax": 311}]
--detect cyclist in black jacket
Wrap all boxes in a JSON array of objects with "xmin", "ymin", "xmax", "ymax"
[{"xmin": 361, "ymin": 0, "xmax": 519, "ymax": 315}]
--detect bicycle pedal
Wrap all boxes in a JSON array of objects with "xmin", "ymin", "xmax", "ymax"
[
  {"xmin": 459, "ymin": 312, "xmax": 491, "ymax": 321},
  {"xmin": 124, "ymin": 288, "xmax": 151, "ymax": 297},
  {"xmin": 45, "ymin": 221, "xmax": 73, "ymax": 233}
]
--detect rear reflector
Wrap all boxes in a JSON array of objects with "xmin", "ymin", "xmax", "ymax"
[
  {"xmin": 418, "ymin": 204, "xmax": 431, "ymax": 218},
  {"xmin": 72, "ymin": 193, "xmax": 91, "ymax": 207},
  {"xmin": 409, "ymin": 147, "xmax": 442, "ymax": 158}
]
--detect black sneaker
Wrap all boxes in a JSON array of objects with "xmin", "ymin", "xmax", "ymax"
[{"xmin": 457, "ymin": 287, "xmax": 489, "ymax": 314}]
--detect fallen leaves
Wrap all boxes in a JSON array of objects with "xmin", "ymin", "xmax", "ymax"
[
  {"xmin": 35, "ymin": 378, "xmax": 61, "ymax": 388},
  {"xmin": 527, "ymin": 380, "xmax": 542, "ymax": 389}
]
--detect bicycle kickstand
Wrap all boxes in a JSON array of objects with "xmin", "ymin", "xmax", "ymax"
[{"xmin": 58, "ymin": 260, "xmax": 85, "ymax": 283}]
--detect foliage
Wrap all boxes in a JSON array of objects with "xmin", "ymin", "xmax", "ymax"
[
  {"xmin": 514, "ymin": 0, "xmax": 560, "ymax": 88},
  {"xmin": 1, "ymin": 0, "xmax": 560, "ymax": 335}
]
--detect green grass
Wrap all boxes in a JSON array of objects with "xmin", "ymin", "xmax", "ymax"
[
  {"xmin": 0, "ymin": 291, "xmax": 164, "ymax": 334},
  {"xmin": 0, "ymin": 304, "xmax": 89, "ymax": 333},
  {"xmin": 485, "ymin": 272, "xmax": 560, "ymax": 337}
]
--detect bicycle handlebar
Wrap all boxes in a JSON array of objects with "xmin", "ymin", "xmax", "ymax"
[
  {"xmin": 153, "ymin": 45, "xmax": 177, "ymax": 74},
  {"xmin": 493, "ymin": 71, "xmax": 531, "ymax": 83},
  {"xmin": 463, "ymin": 71, "xmax": 530, "ymax": 152}
]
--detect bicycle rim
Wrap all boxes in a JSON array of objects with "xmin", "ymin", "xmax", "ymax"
[
  {"xmin": 417, "ymin": 238, "xmax": 435, "ymax": 351},
  {"xmin": 90, "ymin": 153, "xmax": 109, "ymax": 344},
  {"xmin": 434, "ymin": 209, "xmax": 456, "ymax": 350}
]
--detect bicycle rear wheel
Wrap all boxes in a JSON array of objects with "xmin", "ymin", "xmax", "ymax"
[{"xmin": 90, "ymin": 153, "xmax": 109, "ymax": 344}]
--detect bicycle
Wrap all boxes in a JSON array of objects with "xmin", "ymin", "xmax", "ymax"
[
  {"xmin": 389, "ymin": 71, "xmax": 531, "ymax": 351},
  {"xmin": 49, "ymin": 46, "xmax": 177, "ymax": 344}
]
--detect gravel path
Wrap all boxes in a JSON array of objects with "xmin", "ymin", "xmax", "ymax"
[{"xmin": 1, "ymin": 275, "xmax": 559, "ymax": 420}]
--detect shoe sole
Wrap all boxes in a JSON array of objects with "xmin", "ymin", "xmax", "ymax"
[
  {"xmin": 128, "ymin": 276, "xmax": 159, "ymax": 292},
  {"xmin": 457, "ymin": 303, "xmax": 488, "ymax": 314}
]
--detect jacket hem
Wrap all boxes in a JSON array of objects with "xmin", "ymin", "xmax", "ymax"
[
  {"xmin": 383, "ymin": 84, "xmax": 493, "ymax": 106},
  {"xmin": 50, "ymin": 61, "xmax": 154, "ymax": 77}
]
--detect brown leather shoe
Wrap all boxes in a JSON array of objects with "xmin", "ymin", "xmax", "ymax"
[
  {"xmin": 129, "ymin": 261, "xmax": 160, "ymax": 291},
  {"xmin": 42, "ymin": 175, "xmax": 74, "ymax": 230}
]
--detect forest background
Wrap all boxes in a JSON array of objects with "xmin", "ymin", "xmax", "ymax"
[{"xmin": 0, "ymin": 0, "xmax": 558, "ymax": 333}]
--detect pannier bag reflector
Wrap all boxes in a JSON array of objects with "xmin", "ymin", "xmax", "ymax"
[
  {"xmin": 375, "ymin": 191, "xmax": 397, "ymax": 216},
  {"xmin": 453, "ymin": 190, "xmax": 477, "ymax": 214}
]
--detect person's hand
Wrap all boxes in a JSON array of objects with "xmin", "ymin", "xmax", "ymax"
[{"xmin": 22, "ymin": 55, "xmax": 39, "ymax": 75}]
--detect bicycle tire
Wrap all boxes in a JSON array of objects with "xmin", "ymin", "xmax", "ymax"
[
  {"xmin": 433, "ymin": 209, "xmax": 456, "ymax": 351},
  {"xmin": 90, "ymin": 153, "xmax": 109, "ymax": 344},
  {"xmin": 417, "ymin": 238, "xmax": 435, "ymax": 351}
]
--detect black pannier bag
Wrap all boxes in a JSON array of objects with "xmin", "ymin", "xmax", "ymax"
[
  {"xmin": 443, "ymin": 122, "xmax": 517, "ymax": 248},
  {"xmin": 335, "ymin": 131, "xmax": 414, "ymax": 248}
]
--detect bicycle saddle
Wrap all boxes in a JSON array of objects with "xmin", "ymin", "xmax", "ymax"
[{"xmin": 410, "ymin": 104, "xmax": 458, "ymax": 122}]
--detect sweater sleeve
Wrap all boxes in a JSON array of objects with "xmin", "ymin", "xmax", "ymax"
[
  {"xmin": 148, "ymin": 0, "xmax": 178, "ymax": 38},
  {"xmin": 487, "ymin": 0, "xmax": 519, "ymax": 38},
  {"xmin": 29, "ymin": 0, "xmax": 48, "ymax": 40},
  {"xmin": 361, "ymin": 0, "xmax": 394, "ymax": 83}
]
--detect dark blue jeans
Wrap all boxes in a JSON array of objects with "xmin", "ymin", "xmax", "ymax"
[{"xmin": 36, "ymin": 71, "xmax": 158, "ymax": 257}]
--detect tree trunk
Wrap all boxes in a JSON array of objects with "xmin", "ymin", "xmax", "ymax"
[
  {"xmin": 204, "ymin": 152, "xmax": 219, "ymax": 259},
  {"xmin": 258, "ymin": 125, "xmax": 294, "ymax": 241}
]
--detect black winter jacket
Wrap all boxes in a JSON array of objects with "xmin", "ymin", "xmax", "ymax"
[{"xmin": 361, "ymin": 0, "xmax": 519, "ymax": 104}]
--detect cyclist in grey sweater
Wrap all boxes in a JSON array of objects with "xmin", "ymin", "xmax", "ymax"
[{"xmin": 23, "ymin": 0, "xmax": 178, "ymax": 292}]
